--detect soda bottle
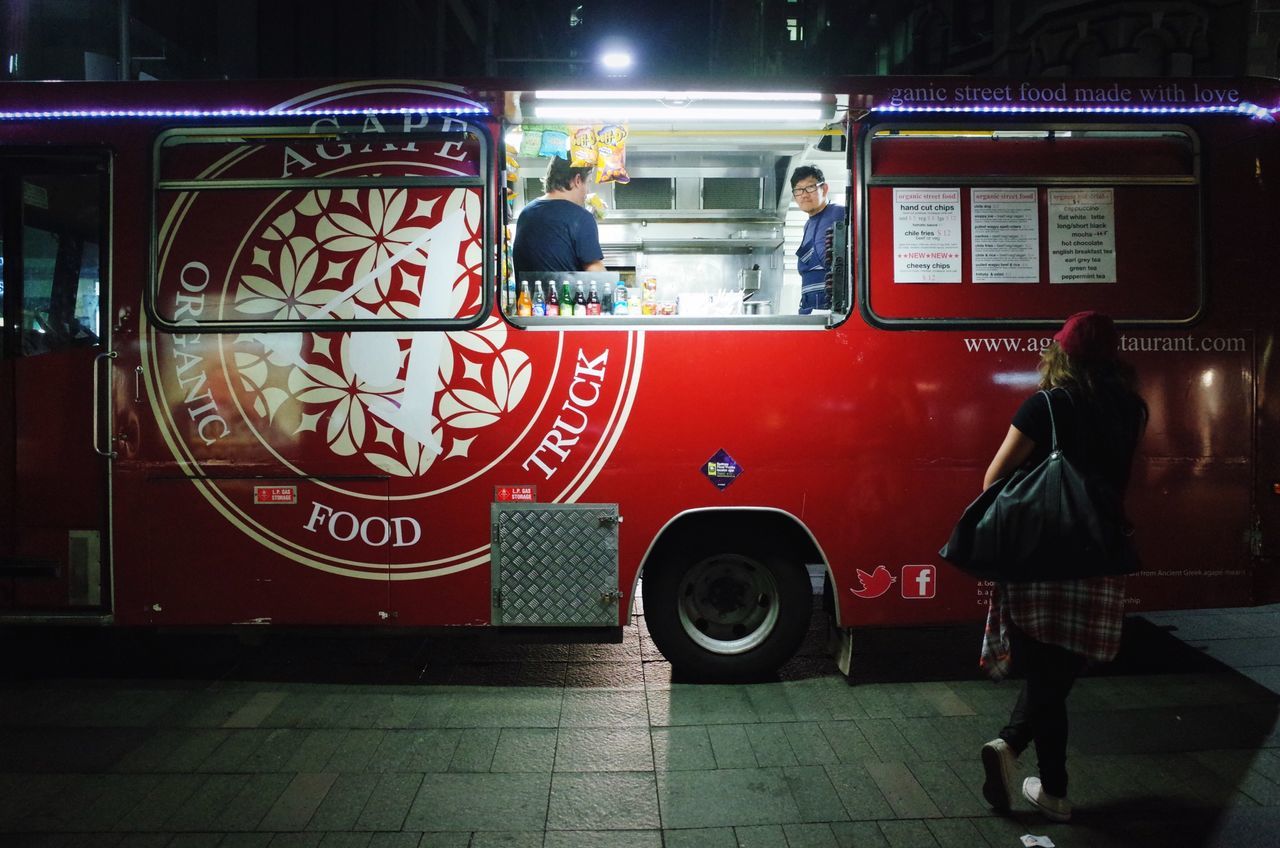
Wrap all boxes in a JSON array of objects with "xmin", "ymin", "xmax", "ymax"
[
  {"xmin": 586, "ymin": 281, "xmax": 601, "ymax": 316},
  {"xmin": 546, "ymin": 280, "xmax": 560, "ymax": 317},
  {"xmin": 532, "ymin": 281, "xmax": 546, "ymax": 316},
  {"xmin": 562, "ymin": 281, "xmax": 574, "ymax": 316},
  {"xmin": 574, "ymin": 281, "xmax": 587, "ymax": 316},
  {"xmin": 517, "ymin": 281, "xmax": 533, "ymax": 317},
  {"xmin": 613, "ymin": 281, "xmax": 629, "ymax": 315}
]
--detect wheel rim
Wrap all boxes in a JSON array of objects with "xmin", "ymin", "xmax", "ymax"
[{"xmin": 675, "ymin": 553, "xmax": 780, "ymax": 655}]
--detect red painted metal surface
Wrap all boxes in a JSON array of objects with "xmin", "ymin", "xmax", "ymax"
[{"xmin": 1, "ymin": 77, "xmax": 1276, "ymax": 633}]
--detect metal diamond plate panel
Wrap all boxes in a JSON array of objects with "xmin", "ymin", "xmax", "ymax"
[{"xmin": 491, "ymin": 503, "xmax": 619, "ymax": 626}]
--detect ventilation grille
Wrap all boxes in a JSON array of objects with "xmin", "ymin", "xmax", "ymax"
[
  {"xmin": 703, "ymin": 177, "xmax": 762, "ymax": 210},
  {"xmin": 614, "ymin": 178, "xmax": 674, "ymax": 210}
]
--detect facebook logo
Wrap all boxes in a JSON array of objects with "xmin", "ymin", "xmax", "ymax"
[{"xmin": 901, "ymin": 565, "xmax": 936, "ymax": 599}]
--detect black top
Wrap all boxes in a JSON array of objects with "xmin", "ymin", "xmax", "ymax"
[
  {"xmin": 512, "ymin": 198, "xmax": 603, "ymax": 275},
  {"xmin": 1011, "ymin": 386, "xmax": 1144, "ymax": 495}
]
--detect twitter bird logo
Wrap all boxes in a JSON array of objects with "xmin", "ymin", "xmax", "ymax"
[{"xmin": 849, "ymin": 565, "xmax": 896, "ymax": 599}]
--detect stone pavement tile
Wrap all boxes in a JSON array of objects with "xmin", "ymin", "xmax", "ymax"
[
  {"xmin": 166, "ymin": 834, "xmax": 226, "ymax": 848},
  {"xmin": 218, "ymin": 834, "xmax": 276, "ymax": 848},
  {"xmin": 547, "ymin": 772, "xmax": 659, "ymax": 830},
  {"xmin": 1242, "ymin": 666, "xmax": 1280, "ymax": 694},
  {"xmin": 559, "ymin": 689, "xmax": 647, "ymax": 727},
  {"xmin": 945, "ymin": 681, "xmax": 1011, "ymax": 718},
  {"xmin": 354, "ymin": 773, "xmax": 422, "ymax": 831},
  {"xmin": 468, "ymin": 833, "xmax": 542, "ymax": 848},
  {"xmin": 306, "ymin": 774, "xmax": 378, "ymax": 832},
  {"xmin": 162, "ymin": 773, "xmax": 249, "ymax": 831},
  {"xmin": 707, "ymin": 725, "xmax": 757, "ymax": 768},
  {"xmin": 299, "ymin": 694, "xmax": 361, "ymax": 729},
  {"xmin": 113, "ymin": 773, "xmax": 205, "ymax": 831},
  {"xmin": 73, "ymin": 774, "xmax": 163, "ymax": 831},
  {"xmin": 781, "ymin": 766, "xmax": 849, "ymax": 823},
  {"xmin": 565, "ymin": 662, "xmax": 646, "ymax": 690},
  {"xmin": 745, "ymin": 724, "xmax": 799, "ymax": 768},
  {"xmin": 657, "ymin": 768, "xmax": 800, "ymax": 829},
  {"xmin": 199, "ymin": 729, "xmax": 272, "ymax": 772},
  {"xmin": 284, "ymin": 730, "xmax": 349, "ymax": 773},
  {"xmin": 568, "ymin": 639, "xmax": 641, "ymax": 664},
  {"xmin": 817, "ymin": 721, "xmax": 877, "ymax": 765},
  {"xmin": 911, "ymin": 683, "xmax": 977, "ymax": 717},
  {"xmin": 371, "ymin": 695, "xmax": 429, "ymax": 729},
  {"xmin": 491, "ymin": 728, "xmax": 557, "ymax": 773},
  {"xmin": 662, "ymin": 827, "xmax": 737, "ymax": 848},
  {"xmin": 555, "ymin": 727, "xmax": 653, "ymax": 772},
  {"xmin": 223, "ymin": 692, "xmax": 289, "ymax": 728},
  {"xmin": 403, "ymin": 773, "xmax": 551, "ymax": 831},
  {"xmin": 969, "ymin": 816, "xmax": 1033, "ymax": 848},
  {"xmin": 856, "ymin": 719, "xmax": 919, "ymax": 763},
  {"xmin": 212, "ymin": 773, "xmax": 294, "ymax": 832},
  {"xmin": 782, "ymin": 822, "xmax": 839, "ymax": 847},
  {"xmin": 543, "ymin": 829, "xmax": 664, "ymax": 847},
  {"xmin": 260, "ymin": 773, "xmax": 339, "ymax": 831},
  {"xmin": 924, "ymin": 818, "xmax": 993, "ymax": 848},
  {"xmin": 0, "ymin": 773, "xmax": 70, "ymax": 829},
  {"xmin": 652, "ymin": 726, "xmax": 716, "ymax": 771},
  {"xmin": 339, "ymin": 694, "xmax": 401, "ymax": 729},
  {"xmin": 245, "ymin": 728, "xmax": 311, "ymax": 772},
  {"xmin": 17, "ymin": 773, "xmax": 110, "ymax": 831},
  {"xmin": 925, "ymin": 715, "xmax": 991, "ymax": 761},
  {"xmin": 877, "ymin": 820, "xmax": 941, "ymax": 848},
  {"xmin": 745, "ymin": 682, "xmax": 832, "ymax": 723},
  {"xmin": 781, "ymin": 723, "xmax": 839, "ymax": 766},
  {"xmin": 108, "ymin": 836, "xmax": 181, "ymax": 848},
  {"xmin": 1200, "ymin": 637, "xmax": 1280, "ymax": 669},
  {"xmin": 171, "ymin": 691, "xmax": 262, "ymax": 728},
  {"xmin": 823, "ymin": 764, "xmax": 894, "ymax": 821},
  {"xmin": 863, "ymin": 761, "xmax": 942, "ymax": 819},
  {"xmin": 829, "ymin": 821, "xmax": 889, "ymax": 848},
  {"xmin": 266, "ymin": 834, "xmax": 324, "ymax": 847},
  {"xmin": 0, "ymin": 727, "xmax": 151, "ymax": 774},
  {"xmin": 316, "ymin": 834, "xmax": 372, "ymax": 848},
  {"xmin": 845, "ymin": 686, "xmax": 902, "ymax": 720},
  {"xmin": 370, "ymin": 729, "xmax": 461, "ymax": 773},
  {"xmin": 447, "ymin": 728, "xmax": 500, "ymax": 772},
  {"xmin": 366, "ymin": 834, "xmax": 422, "ymax": 848},
  {"xmin": 647, "ymin": 686, "xmax": 756, "ymax": 727},
  {"xmin": 417, "ymin": 833, "xmax": 472, "ymax": 847},
  {"xmin": 110, "ymin": 729, "xmax": 187, "ymax": 772},
  {"xmin": 263, "ymin": 693, "xmax": 334, "ymax": 728},
  {"xmin": 733, "ymin": 824, "xmax": 786, "ymax": 847},
  {"xmin": 641, "ymin": 660, "xmax": 673, "ymax": 690},
  {"xmin": 435, "ymin": 688, "xmax": 562, "ymax": 728},
  {"xmin": 891, "ymin": 717, "xmax": 950, "ymax": 762},
  {"xmin": 1190, "ymin": 749, "xmax": 1280, "ymax": 805},
  {"xmin": 906, "ymin": 761, "xmax": 988, "ymax": 817},
  {"xmin": 325, "ymin": 730, "xmax": 386, "ymax": 772}
]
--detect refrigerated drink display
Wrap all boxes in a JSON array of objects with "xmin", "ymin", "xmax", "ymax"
[
  {"xmin": 574, "ymin": 282, "xmax": 587, "ymax": 316},
  {"xmin": 562, "ymin": 281, "xmax": 575, "ymax": 316},
  {"xmin": 532, "ymin": 281, "xmax": 546, "ymax": 316},
  {"xmin": 517, "ymin": 281, "xmax": 533, "ymax": 317},
  {"xmin": 586, "ymin": 281, "xmax": 601, "ymax": 316},
  {"xmin": 613, "ymin": 282, "xmax": 629, "ymax": 315}
]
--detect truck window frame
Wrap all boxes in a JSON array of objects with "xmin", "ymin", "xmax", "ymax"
[
  {"xmin": 147, "ymin": 117, "xmax": 496, "ymax": 334},
  {"xmin": 857, "ymin": 120, "xmax": 1204, "ymax": 330}
]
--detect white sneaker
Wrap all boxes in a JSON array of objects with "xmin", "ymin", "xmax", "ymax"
[
  {"xmin": 1022, "ymin": 776, "xmax": 1072, "ymax": 822},
  {"xmin": 980, "ymin": 739, "xmax": 1017, "ymax": 811}
]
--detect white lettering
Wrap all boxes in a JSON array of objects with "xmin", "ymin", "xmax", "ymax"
[
  {"xmin": 303, "ymin": 501, "xmax": 423, "ymax": 548},
  {"xmin": 522, "ymin": 349, "xmax": 608, "ymax": 479}
]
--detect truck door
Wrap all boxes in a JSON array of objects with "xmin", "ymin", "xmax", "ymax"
[{"xmin": 0, "ymin": 154, "xmax": 111, "ymax": 614}]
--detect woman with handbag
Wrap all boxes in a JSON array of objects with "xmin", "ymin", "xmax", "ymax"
[{"xmin": 977, "ymin": 311, "xmax": 1148, "ymax": 823}]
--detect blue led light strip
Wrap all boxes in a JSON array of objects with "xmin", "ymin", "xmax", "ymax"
[
  {"xmin": 874, "ymin": 102, "xmax": 1276, "ymax": 119},
  {"xmin": 0, "ymin": 106, "xmax": 490, "ymax": 120}
]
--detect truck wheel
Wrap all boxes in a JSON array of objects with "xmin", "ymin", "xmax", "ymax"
[{"xmin": 643, "ymin": 548, "xmax": 812, "ymax": 680}]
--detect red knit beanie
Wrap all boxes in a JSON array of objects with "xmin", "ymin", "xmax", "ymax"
[{"xmin": 1053, "ymin": 311, "xmax": 1119, "ymax": 360}]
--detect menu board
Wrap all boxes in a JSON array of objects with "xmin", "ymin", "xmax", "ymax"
[
  {"xmin": 970, "ymin": 188, "xmax": 1039, "ymax": 283},
  {"xmin": 1048, "ymin": 189, "xmax": 1117, "ymax": 283},
  {"xmin": 893, "ymin": 188, "xmax": 962, "ymax": 283}
]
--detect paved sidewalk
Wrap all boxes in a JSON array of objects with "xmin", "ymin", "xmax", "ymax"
[{"xmin": 0, "ymin": 602, "xmax": 1277, "ymax": 848}]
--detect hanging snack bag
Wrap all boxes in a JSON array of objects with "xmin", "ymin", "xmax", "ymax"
[
  {"xmin": 594, "ymin": 124, "xmax": 630, "ymax": 184},
  {"xmin": 570, "ymin": 126, "xmax": 598, "ymax": 168},
  {"xmin": 538, "ymin": 127, "xmax": 571, "ymax": 159},
  {"xmin": 518, "ymin": 127, "xmax": 543, "ymax": 157}
]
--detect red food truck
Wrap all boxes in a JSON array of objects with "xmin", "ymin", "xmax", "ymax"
[{"xmin": 1, "ymin": 77, "xmax": 1277, "ymax": 678}]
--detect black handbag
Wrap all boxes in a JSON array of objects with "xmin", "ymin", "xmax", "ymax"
[{"xmin": 939, "ymin": 390, "xmax": 1139, "ymax": 582}]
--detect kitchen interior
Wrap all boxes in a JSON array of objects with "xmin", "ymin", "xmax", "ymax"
[{"xmin": 507, "ymin": 90, "xmax": 848, "ymax": 321}]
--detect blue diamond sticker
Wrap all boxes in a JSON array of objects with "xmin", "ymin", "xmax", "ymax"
[{"xmin": 701, "ymin": 449, "xmax": 742, "ymax": 490}]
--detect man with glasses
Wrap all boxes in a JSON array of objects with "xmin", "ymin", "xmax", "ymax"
[{"xmin": 790, "ymin": 166, "xmax": 844, "ymax": 315}]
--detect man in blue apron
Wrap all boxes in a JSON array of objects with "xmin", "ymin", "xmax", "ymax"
[{"xmin": 791, "ymin": 166, "xmax": 844, "ymax": 315}]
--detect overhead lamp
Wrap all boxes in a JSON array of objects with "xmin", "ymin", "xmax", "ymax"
[{"xmin": 599, "ymin": 50, "xmax": 633, "ymax": 71}]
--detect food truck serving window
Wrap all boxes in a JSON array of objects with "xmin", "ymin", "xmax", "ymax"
[
  {"xmin": 149, "ymin": 117, "xmax": 494, "ymax": 333},
  {"xmin": 859, "ymin": 124, "xmax": 1202, "ymax": 328}
]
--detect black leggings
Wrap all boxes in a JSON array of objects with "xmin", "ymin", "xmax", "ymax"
[{"xmin": 998, "ymin": 627, "xmax": 1087, "ymax": 797}]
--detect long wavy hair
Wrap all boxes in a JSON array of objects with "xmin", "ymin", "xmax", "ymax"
[{"xmin": 1038, "ymin": 341, "xmax": 1149, "ymax": 448}]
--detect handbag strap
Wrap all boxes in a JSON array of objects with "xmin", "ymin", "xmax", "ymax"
[{"xmin": 1038, "ymin": 389, "xmax": 1060, "ymax": 452}]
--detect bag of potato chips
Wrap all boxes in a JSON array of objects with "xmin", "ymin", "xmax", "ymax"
[
  {"xmin": 570, "ymin": 126, "xmax": 598, "ymax": 168},
  {"xmin": 594, "ymin": 124, "xmax": 629, "ymax": 184}
]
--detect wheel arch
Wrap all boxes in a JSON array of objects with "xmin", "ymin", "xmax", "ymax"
[{"xmin": 631, "ymin": 507, "xmax": 839, "ymax": 624}]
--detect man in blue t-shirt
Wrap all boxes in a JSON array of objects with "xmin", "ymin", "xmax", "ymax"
[
  {"xmin": 513, "ymin": 156, "xmax": 606, "ymax": 276},
  {"xmin": 791, "ymin": 165, "xmax": 844, "ymax": 315}
]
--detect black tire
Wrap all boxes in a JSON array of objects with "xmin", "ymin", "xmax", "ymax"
[{"xmin": 643, "ymin": 546, "xmax": 812, "ymax": 681}]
